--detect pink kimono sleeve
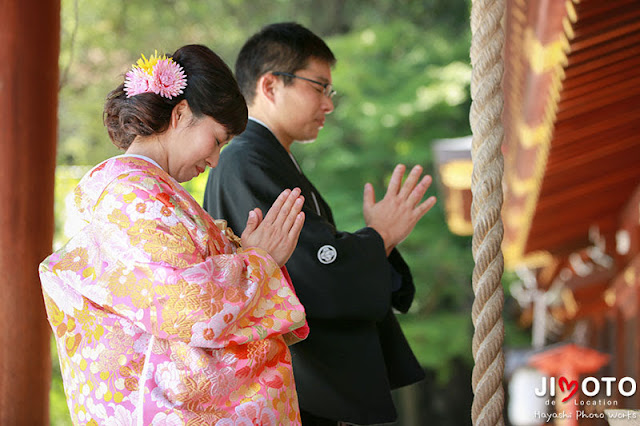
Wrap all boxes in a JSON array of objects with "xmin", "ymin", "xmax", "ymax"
[
  {"xmin": 72, "ymin": 173, "xmax": 308, "ymax": 349},
  {"xmin": 280, "ymin": 266, "xmax": 310, "ymax": 345}
]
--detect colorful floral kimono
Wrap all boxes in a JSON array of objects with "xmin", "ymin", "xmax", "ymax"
[{"xmin": 39, "ymin": 156, "xmax": 309, "ymax": 425}]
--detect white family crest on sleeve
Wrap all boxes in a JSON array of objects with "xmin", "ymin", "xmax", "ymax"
[{"xmin": 317, "ymin": 245, "xmax": 337, "ymax": 264}]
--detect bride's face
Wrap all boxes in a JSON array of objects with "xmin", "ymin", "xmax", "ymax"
[{"xmin": 167, "ymin": 112, "xmax": 231, "ymax": 183}]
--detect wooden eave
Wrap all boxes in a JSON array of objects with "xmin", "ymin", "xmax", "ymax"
[{"xmin": 502, "ymin": 0, "xmax": 640, "ymax": 269}]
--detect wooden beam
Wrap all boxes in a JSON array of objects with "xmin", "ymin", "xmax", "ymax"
[
  {"xmin": 567, "ymin": 28, "xmax": 640, "ymax": 67},
  {"xmin": 563, "ymin": 44, "xmax": 640, "ymax": 81},
  {"xmin": 557, "ymin": 77, "xmax": 640, "ymax": 119},
  {"xmin": 616, "ymin": 183, "xmax": 640, "ymax": 269},
  {"xmin": 573, "ymin": 0, "xmax": 639, "ymax": 22},
  {"xmin": 537, "ymin": 166, "xmax": 638, "ymax": 211},
  {"xmin": 558, "ymin": 74, "xmax": 640, "ymax": 112},
  {"xmin": 0, "ymin": 0, "xmax": 59, "ymax": 424},
  {"xmin": 572, "ymin": 7, "xmax": 640, "ymax": 49},
  {"xmin": 562, "ymin": 57, "xmax": 638, "ymax": 91},
  {"xmin": 549, "ymin": 126, "xmax": 638, "ymax": 161}
]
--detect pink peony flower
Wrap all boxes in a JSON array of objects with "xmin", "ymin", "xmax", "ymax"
[
  {"xmin": 150, "ymin": 59, "xmax": 188, "ymax": 99},
  {"xmin": 124, "ymin": 68, "xmax": 152, "ymax": 98},
  {"xmin": 123, "ymin": 54, "xmax": 187, "ymax": 99}
]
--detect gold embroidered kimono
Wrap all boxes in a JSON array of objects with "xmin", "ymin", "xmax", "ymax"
[{"xmin": 39, "ymin": 156, "xmax": 309, "ymax": 425}]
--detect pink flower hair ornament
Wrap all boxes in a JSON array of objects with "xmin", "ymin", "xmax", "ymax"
[{"xmin": 124, "ymin": 51, "xmax": 187, "ymax": 99}]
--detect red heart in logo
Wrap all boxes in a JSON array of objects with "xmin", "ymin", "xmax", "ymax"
[{"xmin": 559, "ymin": 376, "xmax": 578, "ymax": 402}]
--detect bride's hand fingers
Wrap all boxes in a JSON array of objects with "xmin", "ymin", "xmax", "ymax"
[
  {"xmin": 288, "ymin": 211, "xmax": 305, "ymax": 242},
  {"xmin": 254, "ymin": 207, "xmax": 263, "ymax": 224},
  {"xmin": 263, "ymin": 189, "xmax": 291, "ymax": 225},
  {"xmin": 273, "ymin": 188, "xmax": 302, "ymax": 226},
  {"xmin": 282, "ymin": 196, "xmax": 304, "ymax": 231}
]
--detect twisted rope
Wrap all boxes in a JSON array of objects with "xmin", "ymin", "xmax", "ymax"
[{"xmin": 469, "ymin": 0, "xmax": 506, "ymax": 424}]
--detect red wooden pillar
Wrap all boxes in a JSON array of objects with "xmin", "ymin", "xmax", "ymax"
[{"xmin": 0, "ymin": 0, "xmax": 60, "ymax": 424}]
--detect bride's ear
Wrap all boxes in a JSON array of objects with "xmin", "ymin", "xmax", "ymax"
[{"xmin": 170, "ymin": 99, "xmax": 192, "ymax": 128}]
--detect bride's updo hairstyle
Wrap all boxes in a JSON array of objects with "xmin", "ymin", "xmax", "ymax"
[{"xmin": 104, "ymin": 44, "xmax": 247, "ymax": 149}]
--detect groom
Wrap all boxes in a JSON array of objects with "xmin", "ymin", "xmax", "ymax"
[{"xmin": 204, "ymin": 22, "xmax": 436, "ymax": 425}]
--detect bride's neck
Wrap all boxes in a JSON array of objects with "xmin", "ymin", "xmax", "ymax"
[{"xmin": 125, "ymin": 135, "xmax": 168, "ymax": 171}]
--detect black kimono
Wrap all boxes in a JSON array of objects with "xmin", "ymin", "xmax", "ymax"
[{"xmin": 204, "ymin": 120, "xmax": 425, "ymax": 425}]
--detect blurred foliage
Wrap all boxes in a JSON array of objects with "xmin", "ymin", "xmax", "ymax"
[{"xmin": 52, "ymin": 0, "xmax": 529, "ymax": 422}]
